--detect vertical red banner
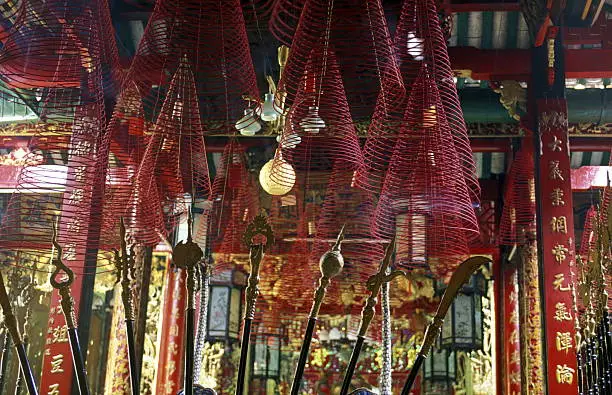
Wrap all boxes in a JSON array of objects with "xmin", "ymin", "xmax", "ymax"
[
  {"xmin": 503, "ymin": 265, "xmax": 521, "ymax": 395},
  {"xmin": 40, "ymin": 124, "xmax": 98, "ymax": 394},
  {"xmin": 536, "ymin": 98, "xmax": 579, "ymax": 393},
  {"xmin": 155, "ymin": 266, "xmax": 186, "ymax": 394}
]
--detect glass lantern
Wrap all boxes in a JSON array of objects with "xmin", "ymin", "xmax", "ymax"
[
  {"xmin": 437, "ymin": 271, "xmax": 486, "ymax": 351},
  {"xmin": 206, "ymin": 270, "xmax": 245, "ymax": 341},
  {"xmin": 252, "ymin": 327, "xmax": 282, "ymax": 381},
  {"xmin": 422, "ymin": 348, "xmax": 456, "ymax": 394}
]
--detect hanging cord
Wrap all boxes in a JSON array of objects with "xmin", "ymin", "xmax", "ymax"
[
  {"xmin": 380, "ymin": 266, "xmax": 393, "ymax": 394},
  {"xmin": 193, "ymin": 219, "xmax": 213, "ymax": 383},
  {"xmin": 193, "ymin": 263, "xmax": 210, "ymax": 383},
  {"xmin": 315, "ymin": 0, "xmax": 334, "ymax": 108}
]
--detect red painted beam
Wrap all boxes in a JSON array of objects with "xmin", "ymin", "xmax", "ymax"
[
  {"xmin": 449, "ymin": 47, "xmax": 612, "ymax": 80},
  {"xmin": 441, "ymin": 1, "xmax": 520, "ymax": 13}
]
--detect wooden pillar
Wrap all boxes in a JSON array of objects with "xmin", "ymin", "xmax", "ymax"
[
  {"xmin": 531, "ymin": 28, "xmax": 579, "ymax": 394},
  {"xmin": 154, "ymin": 265, "xmax": 186, "ymax": 395}
]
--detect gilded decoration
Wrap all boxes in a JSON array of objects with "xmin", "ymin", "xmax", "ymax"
[
  {"xmin": 539, "ymin": 111, "xmax": 569, "ymax": 135},
  {"xmin": 454, "ymin": 266, "xmax": 496, "ymax": 395},
  {"xmin": 519, "ymin": 238, "xmax": 545, "ymax": 395},
  {"xmin": 493, "ymin": 81, "xmax": 527, "ymax": 121},
  {"xmin": 140, "ymin": 252, "xmax": 169, "ymax": 395}
]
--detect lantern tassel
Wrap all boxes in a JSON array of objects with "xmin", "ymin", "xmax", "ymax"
[{"xmin": 401, "ymin": 256, "xmax": 492, "ymax": 395}]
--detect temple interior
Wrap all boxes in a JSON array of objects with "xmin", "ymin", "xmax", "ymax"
[{"xmin": 0, "ymin": 0, "xmax": 610, "ymax": 394}]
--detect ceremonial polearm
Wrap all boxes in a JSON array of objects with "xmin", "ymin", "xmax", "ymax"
[
  {"xmin": 236, "ymin": 214, "xmax": 274, "ymax": 395},
  {"xmin": 173, "ymin": 214, "xmax": 204, "ymax": 395},
  {"xmin": 113, "ymin": 218, "xmax": 139, "ymax": 395},
  {"xmin": 0, "ymin": 272, "xmax": 37, "ymax": 395},
  {"xmin": 291, "ymin": 226, "xmax": 346, "ymax": 395},
  {"xmin": 401, "ymin": 256, "xmax": 491, "ymax": 395},
  {"xmin": 0, "ymin": 327, "xmax": 10, "ymax": 394},
  {"xmin": 50, "ymin": 225, "xmax": 91, "ymax": 395},
  {"xmin": 340, "ymin": 238, "xmax": 405, "ymax": 395}
]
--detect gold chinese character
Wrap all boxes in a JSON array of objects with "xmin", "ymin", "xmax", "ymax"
[
  {"xmin": 509, "ymin": 371, "xmax": 520, "ymax": 384},
  {"xmin": 510, "ymin": 349, "xmax": 520, "ymax": 365},
  {"xmin": 550, "ymin": 188, "xmax": 565, "ymax": 206},
  {"xmin": 549, "ymin": 161, "xmax": 564, "ymax": 180},
  {"xmin": 509, "ymin": 290, "xmax": 518, "ymax": 304},
  {"xmin": 67, "ymin": 188, "xmax": 84, "ymax": 206},
  {"xmin": 168, "ymin": 342, "xmax": 178, "ymax": 356},
  {"xmin": 170, "ymin": 324, "xmax": 179, "ymax": 337},
  {"xmin": 73, "ymin": 166, "xmax": 87, "ymax": 184},
  {"xmin": 166, "ymin": 360, "xmax": 176, "ymax": 376},
  {"xmin": 556, "ymin": 364, "xmax": 575, "ymax": 384},
  {"xmin": 550, "ymin": 216, "xmax": 568, "ymax": 233},
  {"xmin": 62, "ymin": 243, "xmax": 77, "ymax": 261},
  {"xmin": 509, "ymin": 329, "xmax": 519, "ymax": 344},
  {"xmin": 48, "ymin": 384, "xmax": 61, "ymax": 395},
  {"xmin": 50, "ymin": 326, "xmax": 68, "ymax": 344},
  {"xmin": 548, "ymin": 135, "xmax": 563, "ymax": 152},
  {"xmin": 556, "ymin": 332, "xmax": 573, "ymax": 353},
  {"xmin": 552, "ymin": 244, "xmax": 569, "ymax": 264},
  {"xmin": 553, "ymin": 273, "xmax": 571, "ymax": 292},
  {"xmin": 509, "ymin": 310, "xmax": 519, "ymax": 325},
  {"xmin": 66, "ymin": 217, "xmax": 82, "ymax": 235},
  {"xmin": 554, "ymin": 302, "xmax": 572, "ymax": 321},
  {"xmin": 50, "ymin": 354, "xmax": 64, "ymax": 373}
]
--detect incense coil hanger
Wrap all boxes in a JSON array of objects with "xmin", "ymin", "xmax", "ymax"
[{"xmin": 50, "ymin": 219, "xmax": 76, "ymax": 329}]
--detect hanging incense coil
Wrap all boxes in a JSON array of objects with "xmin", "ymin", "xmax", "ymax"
[
  {"xmin": 372, "ymin": 67, "xmax": 478, "ymax": 278},
  {"xmin": 269, "ymin": 0, "xmax": 306, "ymax": 46},
  {"xmin": 130, "ymin": 57, "xmax": 212, "ymax": 246},
  {"xmin": 0, "ymin": 0, "xmax": 121, "ymax": 277},
  {"xmin": 499, "ymin": 138, "xmax": 536, "ymax": 246},
  {"xmin": 394, "ymin": 0, "xmax": 479, "ymax": 203},
  {"xmin": 126, "ymin": 0, "xmax": 259, "ymax": 133},
  {"xmin": 207, "ymin": 140, "xmax": 259, "ymax": 272},
  {"xmin": 275, "ymin": 0, "xmax": 403, "ymax": 121}
]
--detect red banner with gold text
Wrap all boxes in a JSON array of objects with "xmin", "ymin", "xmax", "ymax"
[
  {"xmin": 536, "ymin": 98, "xmax": 578, "ymax": 393},
  {"xmin": 155, "ymin": 266, "xmax": 186, "ymax": 394}
]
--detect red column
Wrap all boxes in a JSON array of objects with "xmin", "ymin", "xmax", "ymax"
[
  {"xmin": 534, "ymin": 98, "xmax": 579, "ymax": 393},
  {"xmin": 155, "ymin": 266, "xmax": 186, "ymax": 394},
  {"xmin": 502, "ymin": 264, "xmax": 522, "ymax": 394}
]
